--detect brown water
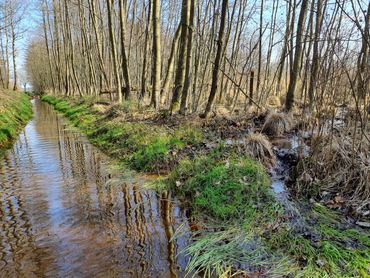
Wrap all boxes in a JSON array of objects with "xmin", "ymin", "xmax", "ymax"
[{"xmin": 0, "ymin": 100, "xmax": 190, "ymax": 278}]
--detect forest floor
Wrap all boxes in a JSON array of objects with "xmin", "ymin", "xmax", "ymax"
[
  {"xmin": 0, "ymin": 90, "xmax": 32, "ymax": 156},
  {"xmin": 41, "ymin": 95, "xmax": 370, "ymax": 277}
]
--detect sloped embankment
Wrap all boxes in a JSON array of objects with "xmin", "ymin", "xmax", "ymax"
[{"xmin": 0, "ymin": 90, "xmax": 32, "ymax": 156}]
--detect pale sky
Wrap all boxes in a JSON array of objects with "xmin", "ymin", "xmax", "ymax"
[{"xmin": 14, "ymin": 0, "xmax": 40, "ymax": 87}]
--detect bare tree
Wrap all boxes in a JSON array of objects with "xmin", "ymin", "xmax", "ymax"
[
  {"xmin": 140, "ymin": 0, "xmax": 152, "ymax": 101},
  {"xmin": 170, "ymin": 0, "xmax": 190, "ymax": 113},
  {"xmin": 201, "ymin": 0, "xmax": 228, "ymax": 118},
  {"xmin": 285, "ymin": 0, "xmax": 310, "ymax": 111},
  {"xmin": 151, "ymin": 0, "xmax": 161, "ymax": 110},
  {"xmin": 180, "ymin": 0, "xmax": 196, "ymax": 115},
  {"xmin": 307, "ymin": 0, "xmax": 324, "ymax": 109},
  {"xmin": 119, "ymin": 0, "xmax": 132, "ymax": 100},
  {"xmin": 106, "ymin": 0, "xmax": 122, "ymax": 102}
]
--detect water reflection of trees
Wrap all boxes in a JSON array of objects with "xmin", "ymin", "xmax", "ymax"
[
  {"xmin": 0, "ymin": 101, "xmax": 188, "ymax": 277},
  {"xmin": 161, "ymin": 191, "xmax": 178, "ymax": 278},
  {"xmin": 0, "ymin": 154, "xmax": 53, "ymax": 276}
]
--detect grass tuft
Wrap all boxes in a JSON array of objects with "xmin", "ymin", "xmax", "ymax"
[
  {"xmin": 244, "ymin": 132, "xmax": 276, "ymax": 167},
  {"xmin": 295, "ymin": 135, "xmax": 370, "ymax": 214},
  {"xmin": 262, "ymin": 111, "xmax": 292, "ymax": 136},
  {"xmin": 167, "ymin": 151, "xmax": 273, "ymax": 218}
]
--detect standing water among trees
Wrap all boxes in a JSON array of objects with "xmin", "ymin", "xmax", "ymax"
[{"xmin": 0, "ymin": 0, "xmax": 369, "ymax": 277}]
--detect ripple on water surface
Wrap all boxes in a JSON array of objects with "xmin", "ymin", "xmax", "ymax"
[{"xmin": 0, "ymin": 100, "xmax": 189, "ymax": 277}]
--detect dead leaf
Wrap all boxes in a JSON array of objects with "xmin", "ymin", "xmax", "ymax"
[
  {"xmin": 316, "ymin": 259, "xmax": 325, "ymax": 267},
  {"xmin": 356, "ymin": 221, "xmax": 370, "ymax": 228}
]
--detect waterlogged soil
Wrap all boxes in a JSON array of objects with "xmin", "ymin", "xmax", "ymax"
[{"xmin": 0, "ymin": 100, "xmax": 190, "ymax": 277}]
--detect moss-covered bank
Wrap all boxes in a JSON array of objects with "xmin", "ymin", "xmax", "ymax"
[
  {"xmin": 42, "ymin": 95, "xmax": 370, "ymax": 277},
  {"xmin": 0, "ymin": 90, "xmax": 32, "ymax": 156}
]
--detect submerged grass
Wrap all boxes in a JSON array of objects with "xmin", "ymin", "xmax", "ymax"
[
  {"xmin": 42, "ymin": 95, "xmax": 369, "ymax": 277},
  {"xmin": 0, "ymin": 90, "xmax": 32, "ymax": 155}
]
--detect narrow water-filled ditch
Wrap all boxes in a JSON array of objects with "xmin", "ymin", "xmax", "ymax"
[{"xmin": 0, "ymin": 99, "xmax": 190, "ymax": 277}]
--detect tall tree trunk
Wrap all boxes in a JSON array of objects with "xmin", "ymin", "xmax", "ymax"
[
  {"xmin": 59, "ymin": 0, "xmax": 71, "ymax": 95},
  {"xmin": 201, "ymin": 0, "xmax": 228, "ymax": 118},
  {"xmin": 170, "ymin": 0, "xmax": 190, "ymax": 113},
  {"xmin": 249, "ymin": 71, "xmax": 255, "ymax": 105},
  {"xmin": 151, "ymin": 0, "xmax": 161, "ymax": 110},
  {"xmin": 0, "ymin": 40, "xmax": 4, "ymax": 87},
  {"xmin": 52, "ymin": 0, "xmax": 63, "ymax": 94},
  {"xmin": 308, "ymin": 0, "xmax": 323, "ymax": 109},
  {"xmin": 64, "ymin": 0, "xmax": 82, "ymax": 97},
  {"xmin": 0, "ymin": 28, "xmax": 6, "ymax": 88},
  {"xmin": 180, "ymin": 0, "xmax": 196, "ymax": 115},
  {"xmin": 160, "ymin": 24, "xmax": 181, "ymax": 104},
  {"xmin": 119, "ymin": 0, "xmax": 132, "ymax": 100},
  {"xmin": 300, "ymin": 0, "xmax": 315, "ymax": 101},
  {"xmin": 79, "ymin": 0, "xmax": 97, "ymax": 95},
  {"xmin": 140, "ymin": 0, "xmax": 152, "ymax": 101},
  {"xmin": 276, "ymin": 0, "xmax": 293, "ymax": 94},
  {"xmin": 89, "ymin": 0, "xmax": 109, "ymax": 88},
  {"xmin": 356, "ymin": 2, "xmax": 370, "ymax": 100},
  {"xmin": 11, "ymin": 19, "xmax": 17, "ymax": 91},
  {"xmin": 4, "ymin": 12, "xmax": 10, "ymax": 89},
  {"xmin": 285, "ymin": 0, "xmax": 309, "ymax": 111},
  {"xmin": 106, "ymin": 0, "xmax": 122, "ymax": 102},
  {"xmin": 256, "ymin": 0, "xmax": 264, "ymax": 97},
  {"xmin": 42, "ymin": 1, "xmax": 56, "ymax": 93}
]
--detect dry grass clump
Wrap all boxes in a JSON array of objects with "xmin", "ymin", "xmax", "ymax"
[
  {"xmin": 244, "ymin": 133, "xmax": 276, "ymax": 167},
  {"xmin": 104, "ymin": 104, "xmax": 126, "ymax": 119},
  {"xmin": 262, "ymin": 112, "xmax": 292, "ymax": 136},
  {"xmin": 216, "ymin": 106, "xmax": 231, "ymax": 117},
  {"xmin": 92, "ymin": 103, "xmax": 111, "ymax": 114},
  {"xmin": 267, "ymin": 96, "xmax": 281, "ymax": 107},
  {"xmin": 296, "ymin": 135, "xmax": 370, "ymax": 214}
]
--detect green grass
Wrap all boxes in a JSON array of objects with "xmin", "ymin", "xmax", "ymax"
[
  {"xmin": 41, "ymin": 95, "xmax": 204, "ymax": 173},
  {"xmin": 131, "ymin": 136, "xmax": 170, "ymax": 171},
  {"xmin": 166, "ymin": 152, "xmax": 273, "ymax": 220},
  {"xmin": 181, "ymin": 202, "xmax": 370, "ymax": 277},
  {"xmin": 158, "ymin": 148, "xmax": 288, "ymax": 275},
  {"xmin": 164, "ymin": 151, "xmax": 369, "ymax": 277},
  {"xmin": 0, "ymin": 90, "xmax": 32, "ymax": 155},
  {"xmin": 41, "ymin": 95, "xmax": 98, "ymax": 133},
  {"xmin": 264, "ymin": 204, "xmax": 370, "ymax": 277}
]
